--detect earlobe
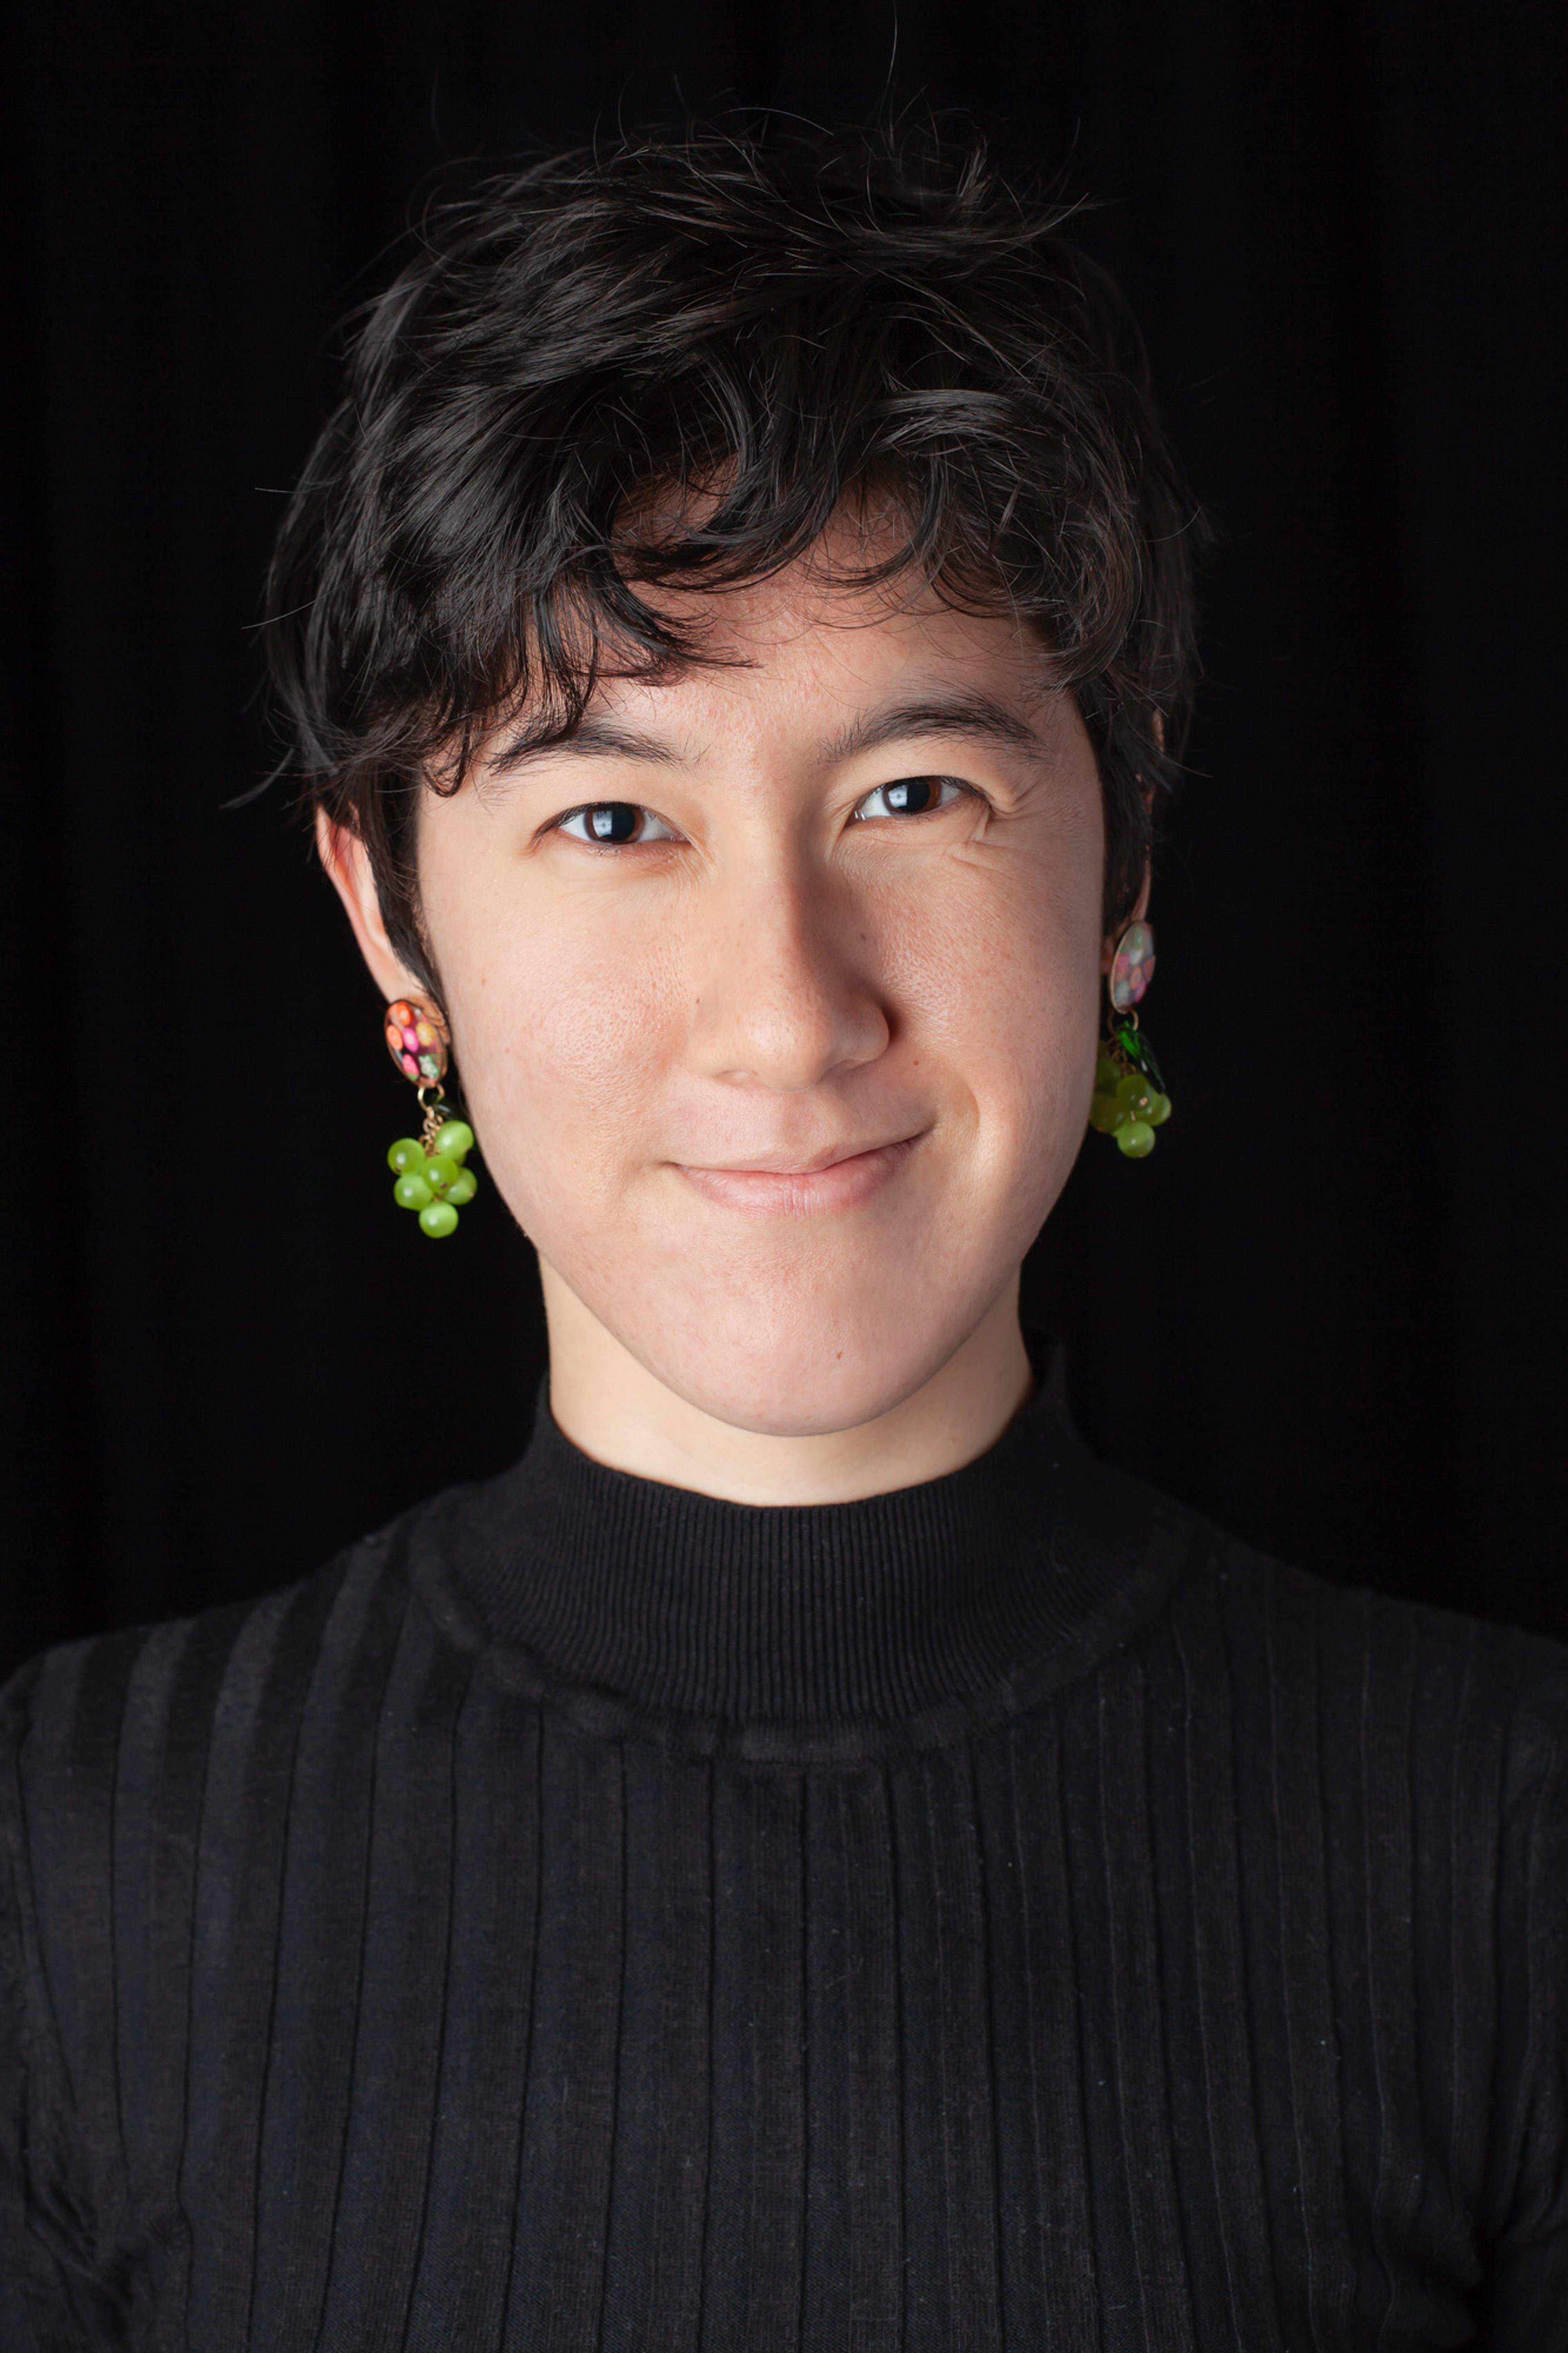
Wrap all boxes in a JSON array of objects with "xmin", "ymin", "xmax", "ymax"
[{"xmin": 314, "ymin": 807, "xmax": 419, "ymax": 1000}]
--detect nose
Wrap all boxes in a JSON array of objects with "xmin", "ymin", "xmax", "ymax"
[{"xmin": 685, "ymin": 863, "xmax": 891, "ymax": 1092}]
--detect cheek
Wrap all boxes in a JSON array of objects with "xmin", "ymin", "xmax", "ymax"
[
  {"xmin": 437, "ymin": 896, "xmax": 683, "ymax": 1220},
  {"xmin": 873, "ymin": 843, "xmax": 1104, "ymax": 1146}
]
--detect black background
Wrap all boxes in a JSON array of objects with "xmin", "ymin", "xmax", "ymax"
[{"xmin": 4, "ymin": 0, "xmax": 1564, "ymax": 1683}]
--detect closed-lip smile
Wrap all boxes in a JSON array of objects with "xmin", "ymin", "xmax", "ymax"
[{"xmin": 672, "ymin": 1133, "xmax": 925, "ymax": 1216}]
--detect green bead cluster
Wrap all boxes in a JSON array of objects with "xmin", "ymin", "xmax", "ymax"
[
  {"xmin": 387, "ymin": 1118, "xmax": 478, "ymax": 1237},
  {"xmin": 1088, "ymin": 1030, "xmax": 1172, "ymax": 1159}
]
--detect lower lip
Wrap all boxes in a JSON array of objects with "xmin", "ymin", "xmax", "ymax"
[{"xmin": 675, "ymin": 1137, "xmax": 920, "ymax": 1216}]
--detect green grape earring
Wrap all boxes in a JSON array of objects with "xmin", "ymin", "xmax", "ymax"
[
  {"xmin": 382, "ymin": 997, "xmax": 480, "ymax": 1237},
  {"xmin": 1088, "ymin": 919, "xmax": 1173, "ymax": 1159}
]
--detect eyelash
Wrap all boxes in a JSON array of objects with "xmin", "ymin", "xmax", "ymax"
[
  {"xmin": 552, "ymin": 776, "xmax": 973, "ymax": 847},
  {"xmin": 555, "ymin": 803, "xmax": 679, "ymax": 847},
  {"xmin": 849, "ymin": 775, "xmax": 969, "ymax": 821}
]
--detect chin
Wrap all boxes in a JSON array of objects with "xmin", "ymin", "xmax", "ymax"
[{"xmin": 612, "ymin": 1265, "xmax": 984, "ymax": 1439}]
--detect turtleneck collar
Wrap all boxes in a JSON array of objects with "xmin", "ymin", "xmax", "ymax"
[{"xmin": 414, "ymin": 1339, "xmax": 1191, "ymax": 1759}]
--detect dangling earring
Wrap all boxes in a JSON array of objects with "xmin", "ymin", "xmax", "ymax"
[
  {"xmin": 382, "ymin": 997, "xmax": 479, "ymax": 1237},
  {"xmin": 1088, "ymin": 920, "xmax": 1172, "ymax": 1159}
]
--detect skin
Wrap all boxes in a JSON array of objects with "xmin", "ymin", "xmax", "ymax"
[{"xmin": 323, "ymin": 555, "xmax": 1147, "ymax": 1504}]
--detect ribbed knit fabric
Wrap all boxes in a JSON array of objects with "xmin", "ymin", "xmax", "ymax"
[{"xmin": 2, "ymin": 1352, "xmax": 1566, "ymax": 2349}]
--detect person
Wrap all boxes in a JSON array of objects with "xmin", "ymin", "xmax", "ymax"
[{"xmin": 2, "ymin": 132, "xmax": 1564, "ymax": 2352}]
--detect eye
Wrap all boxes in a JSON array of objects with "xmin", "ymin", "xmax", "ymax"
[
  {"xmin": 555, "ymin": 801, "xmax": 679, "ymax": 847},
  {"xmin": 851, "ymin": 774, "xmax": 969, "ymax": 821}
]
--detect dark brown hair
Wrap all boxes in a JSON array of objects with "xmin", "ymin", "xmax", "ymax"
[{"xmin": 265, "ymin": 131, "xmax": 1200, "ymax": 977}]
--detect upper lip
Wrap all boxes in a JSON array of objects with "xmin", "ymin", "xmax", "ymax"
[{"xmin": 678, "ymin": 1133, "xmax": 922, "ymax": 1175}]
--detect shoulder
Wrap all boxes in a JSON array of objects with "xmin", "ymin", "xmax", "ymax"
[
  {"xmin": 0, "ymin": 1492, "xmax": 469, "ymax": 1873},
  {"xmin": 1152, "ymin": 1501, "xmax": 1568, "ymax": 1813}
]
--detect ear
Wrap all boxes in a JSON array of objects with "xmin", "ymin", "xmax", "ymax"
[
  {"xmin": 315, "ymin": 809, "xmax": 426, "ymax": 1003},
  {"xmin": 1099, "ymin": 724, "xmax": 1160, "ymax": 972}
]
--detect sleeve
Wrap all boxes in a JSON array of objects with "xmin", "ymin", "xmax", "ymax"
[
  {"xmin": 1476, "ymin": 1685, "xmax": 1568, "ymax": 2346},
  {"xmin": 0, "ymin": 1661, "xmax": 127, "ymax": 2351}
]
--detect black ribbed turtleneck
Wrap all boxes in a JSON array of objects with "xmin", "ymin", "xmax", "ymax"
[
  {"xmin": 438, "ymin": 1354, "xmax": 1184, "ymax": 1749},
  {"xmin": 4, "ymin": 1356, "xmax": 1567, "ymax": 2348}
]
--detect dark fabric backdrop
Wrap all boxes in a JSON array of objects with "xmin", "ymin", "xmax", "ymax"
[{"xmin": 3, "ymin": 0, "xmax": 1564, "ymax": 1682}]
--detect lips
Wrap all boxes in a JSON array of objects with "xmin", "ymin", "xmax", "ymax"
[{"xmin": 673, "ymin": 1133, "xmax": 923, "ymax": 1216}]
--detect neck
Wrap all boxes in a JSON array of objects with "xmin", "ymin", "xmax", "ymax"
[{"xmin": 539, "ymin": 1265, "xmax": 1035, "ymax": 1506}]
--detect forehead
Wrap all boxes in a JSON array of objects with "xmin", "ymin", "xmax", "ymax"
[{"xmin": 590, "ymin": 558, "xmax": 1059, "ymax": 737}]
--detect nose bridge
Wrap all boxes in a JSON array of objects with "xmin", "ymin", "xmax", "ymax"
[{"xmin": 688, "ymin": 833, "xmax": 887, "ymax": 1090}]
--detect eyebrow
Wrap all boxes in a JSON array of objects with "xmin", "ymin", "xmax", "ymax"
[
  {"xmin": 489, "ymin": 716, "xmax": 682, "ymax": 773},
  {"xmin": 820, "ymin": 691, "xmax": 1043, "ymax": 765},
  {"xmin": 488, "ymin": 688, "xmax": 1044, "ymax": 778}
]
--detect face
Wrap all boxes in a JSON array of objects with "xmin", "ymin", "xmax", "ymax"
[{"xmin": 363, "ymin": 562, "xmax": 1116, "ymax": 1436}]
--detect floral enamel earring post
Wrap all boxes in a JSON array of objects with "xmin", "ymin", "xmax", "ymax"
[
  {"xmin": 1088, "ymin": 920, "xmax": 1173, "ymax": 1158},
  {"xmin": 382, "ymin": 997, "xmax": 480, "ymax": 1236}
]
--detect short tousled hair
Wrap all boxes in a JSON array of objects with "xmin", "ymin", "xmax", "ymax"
[{"xmin": 265, "ymin": 131, "xmax": 1200, "ymax": 978}]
